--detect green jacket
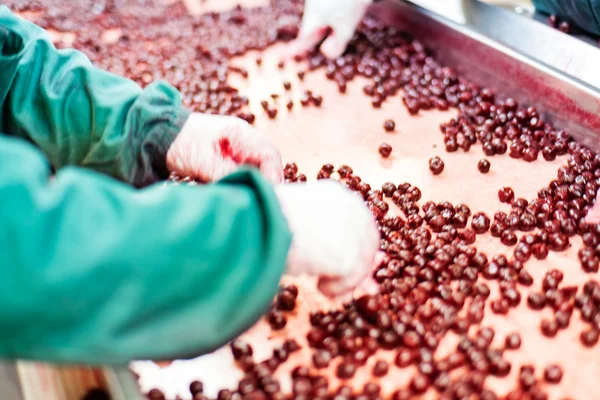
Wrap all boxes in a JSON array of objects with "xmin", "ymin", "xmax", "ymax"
[
  {"xmin": 0, "ymin": 7, "xmax": 291, "ymax": 365},
  {"xmin": 533, "ymin": 0, "xmax": 600, "ymax": 35}
]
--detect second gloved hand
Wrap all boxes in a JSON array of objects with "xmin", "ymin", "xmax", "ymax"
[
  {"xmin": 166, "ymin": 113, "xmax": 283, "ymax": 184},
  {"xmin": 276, "ymin": 180, "xmax": 380, "ymax": 297},
  {"xmin": 290, "ymin": 0, "xmax": 372, "ymax": 59}
]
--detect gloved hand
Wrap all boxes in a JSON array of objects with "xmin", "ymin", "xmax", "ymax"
[
  {"xmin": 276, "ymin": 180, "xmax": 380, "ymax": 297},
  {"xmin": 290, "ymin": 0, "xmax": 373, "ymax": 59},
  {"xmin": 166, "ymin": 113, "xmax": 284, "ymax": 184}
]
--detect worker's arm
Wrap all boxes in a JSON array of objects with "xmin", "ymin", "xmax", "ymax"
[
  {"xmin": 0, "ymin": 134, "xmax": 291, "ymax": 364},
  {"xmin": 1, "ymin": 7, "xmax": 284, "ymax": 186},
  {"xmin": 0, "ymin": 6, "xmax": 190, "ymax": 187},
  {"xmin": 532, "ymin": 0, "xmax": 600, "ymax": 35}
]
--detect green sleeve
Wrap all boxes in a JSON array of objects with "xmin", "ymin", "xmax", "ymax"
[
  {"xmin": 0, "ymin": 134, "xmax": 291, "ymax": 364},
  {"xmin": 0, "ymin": 6, "xmax": 190, "ymax": 187},
  {"xmin": 532, "ymin": 0, "xmax": 600, "ymax": 35}
]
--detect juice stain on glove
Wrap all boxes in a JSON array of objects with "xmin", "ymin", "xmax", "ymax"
[{"xmin": 166, "ymin": 113, "xmax": 283, "ymax": 184}]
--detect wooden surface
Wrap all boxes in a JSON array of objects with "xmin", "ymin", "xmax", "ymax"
[
  {"xmin": 14, "ymin": 1, "xmax": 597, "ymax": 400},
  {"xmin": 17, "ymin": 362, "xmax": 106, "ymax": 400}
]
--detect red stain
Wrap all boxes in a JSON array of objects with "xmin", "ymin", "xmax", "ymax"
[
  {"xmin": 218, "ymin": 137, "xmax": 263, "ymax": 168},
  {"xmin": 218, "ymin": 137, "xmax": 232, "ymax": 157},
  {"xmin": 246, "ymin": 156, "xmax": 262, "ymax": 168},
  {"xmin": 218, "ymin": 137, "xmax": 243, "ymax": 164}
]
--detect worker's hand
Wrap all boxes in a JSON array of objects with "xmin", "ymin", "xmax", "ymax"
[
  {"xmin": 276, "ymin": 180, "xmax": 380, "ymax": 297},
  {"xmin": 289, "ymin": 0, "xmax": 372, "ymax": 59},
  {"xmin": 166, "ymin": 113, "xmax": 283, "ymax": 184}
]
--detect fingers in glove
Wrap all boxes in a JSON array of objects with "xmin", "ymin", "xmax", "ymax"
[
  {"xmin": 237, "ymin": 142, "xmax": 283, "ymax": 184},
  {"xmin": 316, "ymin": 250, "xmax": 382, "ymax": 298},
  {"xmin": 325, "ymin": 277, "xmax": 378, "ymax": 304},
  {"xmin": 357, "ymin": 277, "xmax": 380, "ymax": 295},
  {"xmin": 288, "ymin": 26, "xmax": 329, "ymax": 58},
  {"xmin": 258, "ymin": 153, "xmax": 284, "ymax": 184},
  {"xmin": 294, "ymin": 2, "xmax": 327, "ymax": 52},
  {"xmin": 192, "ymin": 136, "xmax": 243, "ymax": 181},
  {"xmin": 167, "ymin": 144, "xmax": 213, "ymax": 182},
  {"xmin": 317, "ymin": 275, "xmax": 359, "ymax": 298},
  {"xmin": 189, "ymin": 152, "xmax": 240, "ymax": 182},
  {"xmin": 317, "ymin": 258, "xmax": 379, "ymax": 299},
  {"xmin": 320, "ymin": 34, "xmax": 346, "ymax": 60},
  {"xmin": 316, "ymin": 265, "xmax": 371, "ymax": 298},
  {"xmin": 218, "ymin": 124, "xmax": 283, "ymax": 184},
  {"xmin": 321, "ymin": 5, "xmax": 365, "ymax": 59},
  {"xmin": 317, "ymin": 275, "xmax": 350, "ymax": 298},
  {"xmin": 320, "ymin": 30, "xmax": 352, "ymax": 59}
]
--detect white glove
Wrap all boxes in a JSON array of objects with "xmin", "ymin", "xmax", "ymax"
[
  {"xmin": 276, "ymin": 180, "xmax": 380, "ymax": 297},
  {"xmin": 290, "ymin": 0, "xmax": 373, "ymax": 59},
  {"xmin": 166, "ymin": 113, "xmax": 283, "ymax": 184}
]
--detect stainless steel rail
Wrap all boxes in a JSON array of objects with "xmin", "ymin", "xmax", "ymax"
[{"xmin": 379, "ymin": 0, "xmax": 600, "ymax": 150}]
